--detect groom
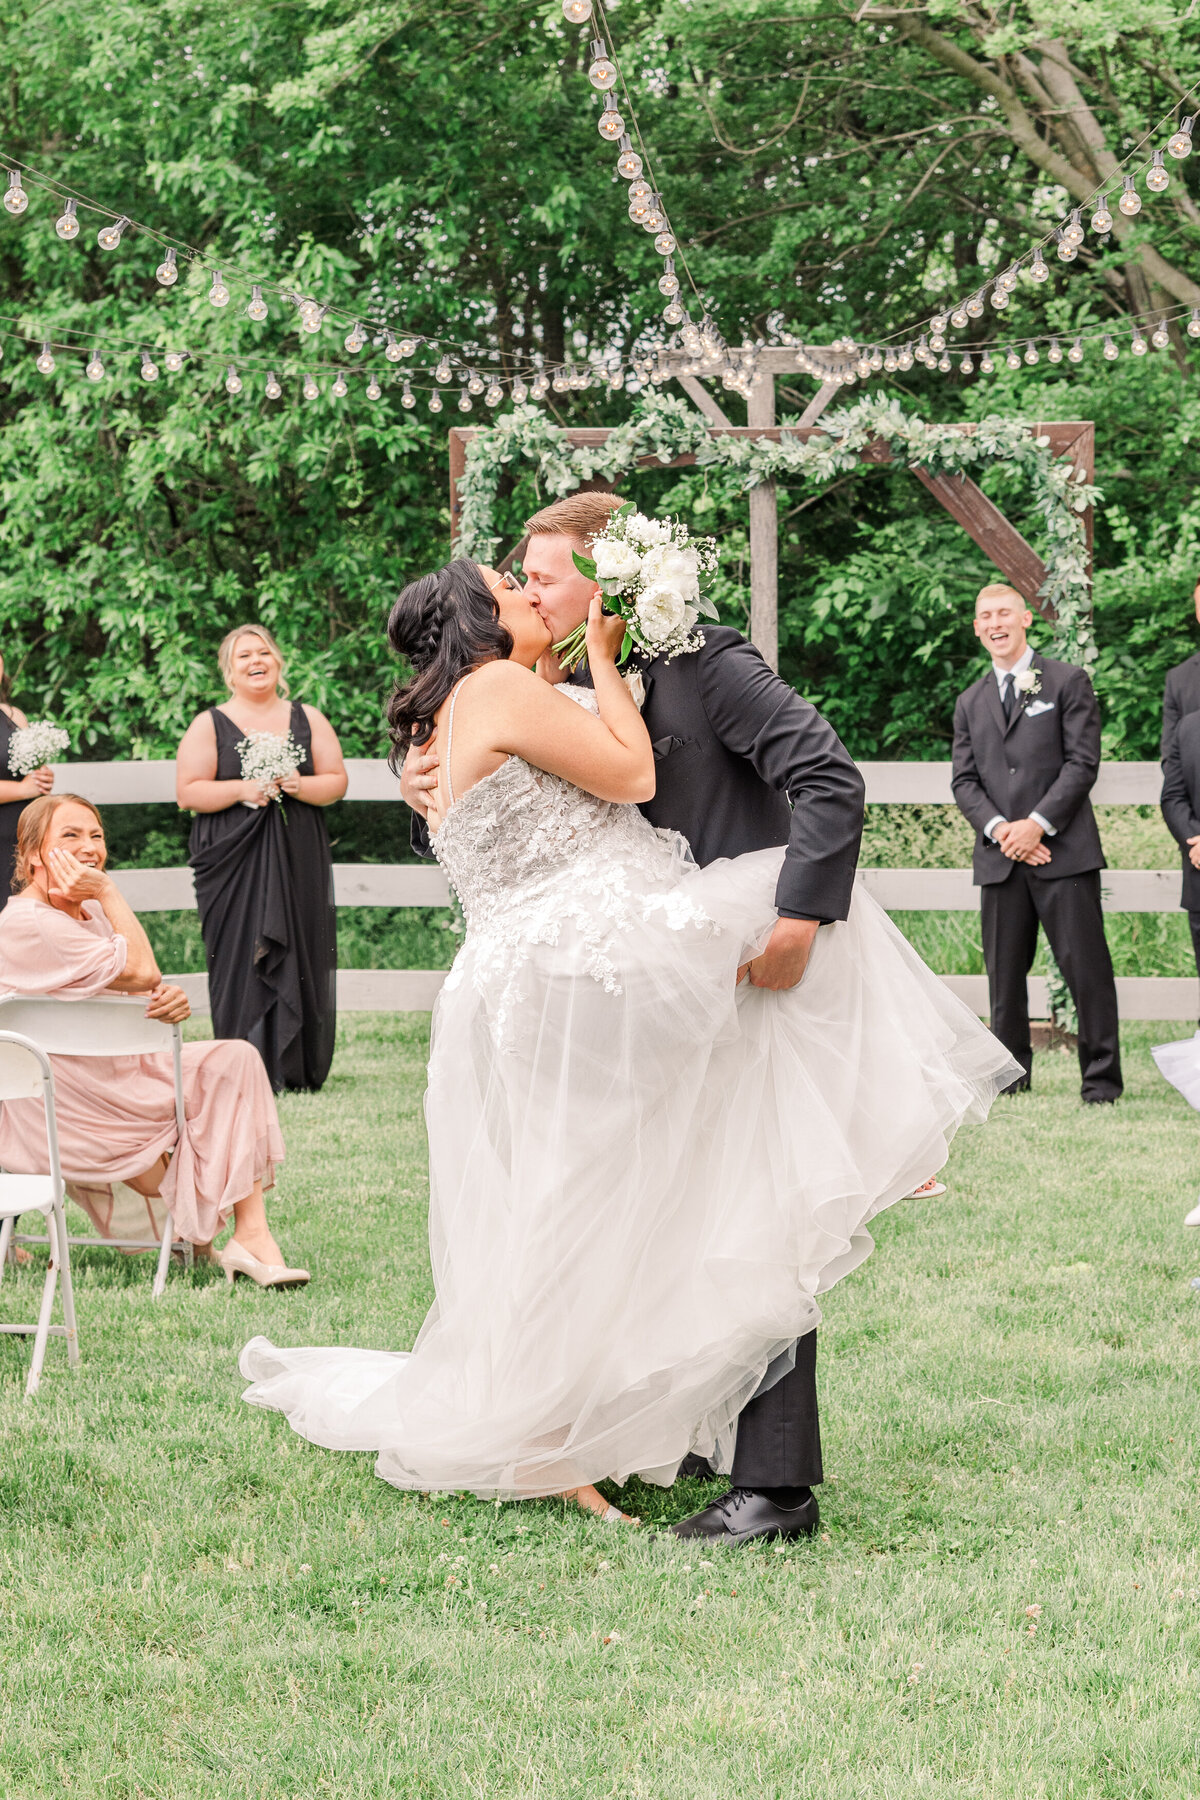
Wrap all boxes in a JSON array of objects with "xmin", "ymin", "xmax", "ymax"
[{"xmin": 402, "ymin": 491, "xmax": 866, "ymax": 1545}]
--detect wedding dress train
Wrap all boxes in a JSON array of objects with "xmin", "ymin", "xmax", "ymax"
[{"xmin": 240, "ymin": 687, "xmax": 1018, "ymax": 1496}]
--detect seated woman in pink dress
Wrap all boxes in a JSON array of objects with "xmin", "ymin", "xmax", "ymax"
[{"xmin": 0, "ymin": 794, "xmax": 309, "ymax": 1288}]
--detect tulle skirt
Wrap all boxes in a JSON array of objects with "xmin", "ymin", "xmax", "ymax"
[{"xmin": 241, "ymin": 848, "xmax": 1018, "ymax": 1495}]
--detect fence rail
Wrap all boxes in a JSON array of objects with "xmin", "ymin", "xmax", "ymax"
[{"xmin": 55, "ymin": 757, "xmax": 1195, "ymax": 1019}]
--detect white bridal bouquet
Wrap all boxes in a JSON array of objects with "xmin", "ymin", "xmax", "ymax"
[
  {"xmin": 8, "ymin": 721, "xmax": 69, "ymax": 777},
  {"xmin": 553, "ymin": 503, "xmax": 720, "ymax": 673},
  {"xmin": 237, "ymin": 731, "xmax": 303, "ymax": 807}
]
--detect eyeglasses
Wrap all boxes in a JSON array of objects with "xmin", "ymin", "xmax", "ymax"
[{"xmin": 487, "ymin": 570, "xmax": 525, "ymax": 594}]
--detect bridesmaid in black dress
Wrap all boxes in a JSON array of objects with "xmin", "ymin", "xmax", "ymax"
[
  {"xmin": 176, "ymin": 624, "xmax": 346, "ymax": 1092},
  {"xmin": 0, "ymin": 653, "xmax": 55, "ymax": 907}
]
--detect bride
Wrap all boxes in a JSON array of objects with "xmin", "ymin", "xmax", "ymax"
[{"xmin": 240, "ymin": 556, "xmax": 1018, "ymax": 1519}]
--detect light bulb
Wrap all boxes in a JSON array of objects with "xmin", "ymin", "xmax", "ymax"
[
  {"xmin": 598, "ymin": 97, "xmax": 624, "ymax": 140},
  {"xmin": 999, "ymin": 266, "xmax": 1019, "ymax": 291},
  {"xmin": 897, "ymin": 344, "xmax": 914, "ymax": 371},
  {"xmin": 979, "ymin": 352, "xmax": 995, "ymax": 374},
  {"xmin": 97, "ymin": 215, "xmax": 130, "ymax": 250},
  {"xmin": 884, "ymin": 350, "xmax": 898, "ymax": 372},
  {"xmin": 628, "ymin": 197, "xmax": 652, "ymax": 226},
  {"xmin": 1067, "ymin": 336, "xmax": 1084, "ymax": 363},
  {"xmin": 265, "ymin": 372, "xmax": 282, "ymax": 399},
  {"xmin": 208, "ymin": 270, "xmax": 230, "ymax": 307},
  {"xmin": 1118, "ymin": 176, "xmax": 1141, "ymax": 216},
  {"xmin": 1152, "ymin": 323, "xmax": 1170, "ymax": 349},
  {"xmin": 1023, "ymin": 342, "xmax": 1039, "ymax": 365},
  {"xmin": 856, "ymin": 356, "xmax": 871, "ymax": 378},
  {"xmin": 467, "ymin": 369, "xmax": 484, "ymax": 394},
  {"xmin": 155, "ymin": 247, "xmax": 179, "ymax": 287},
  {"xmin": 659, "ymin": 262, "xmax": 680, "ymax": 297},
  {"xmin": 930, "ymin": 332, "xmax": 946, "ymax": 352},
  {"xmin": 225, "ymin": 365, "xmax": 242, "ymax": 394},
  {"xmin": 991, "ymin": 284, "xmax": 1009, "ymax": 309},
  {"xmin": 950, "ymin": 307, "xmax": 968, "ymax": 329},
  {"xmin": 1063, "ymin": 208, "xmax": 1085, "ymax": 246},
  {"xmin": 937, "ymin": 353, "xmax": 951, "ymax": 372},
  {"xmin": 1092, "ymin": 201, "xmax": 1113, "ymax": 233},
  {"xmin": 966, "ymin": 293, "xmax": 985, "ymax": 319},
  {"xmin": 428, "ymin": 391, "xmax": 443, "ymax": 413},
  {"xmin": 331, "ymin": 373, "xmax": 348, "ymax": 397},
  {"xmin": 1146, "ymin": 150, "xmax": 1169, "ymax": 193},
  {"xmin": 531, "ymin": 375, "xmax": 549, "ymax": 399},
  {"xmin": 140, "ymin": 351, "xmax": 159, "ymax": 381},
  {"xmin": 164, "ymin": 351, "xmax": 185, "ymax": 373},
  {"xmin": 959, "ymin": 355, "xmax": 973, "ymax": 374},
  {"xmin": 1191, "ymin": 310, "xmax": 1200, "ymax": 339},
  {"xmin": 608, "ymin": 366, "xmax": 624, "ymax": 390},
  {"xmin": 1056, "ymin": 231, "xmax": 1077, "ymax": 262},
  {"xmin": 588, "ymin": 40, "xmax": 617, "ymax": 90},
  {"xmin": 301, "ymin": 305, "xmax": 325, "ymax": 334},
  {"xmin": 642, "ymin": 203, "xmax": 666, "ymax": 233},
  {"xmin": 931, "ymin": 313, "xmax": 948, "ymax": 335},
  {"xmin": 511, "ymin": 377, "xmax": 528, "ymax": 402},
  {"xmin": 617, "ymin": 140, "xmax": 642, "ymax": 180},
  {"xmin": 1167, "ymin": 115, "xmax": 1195, "ymax": 159},
  {"xmin": 627, "ymin": 179, "xmax": 653, "ymax": 204},
  {"xmin": 457, "ymin": 391, "xmax": 472, "ymax": 412},
  {"xmin": 870, "ymin": 348, "xmax": 883, "ymax": 370},
  {"xmin": 366, "ymin": 375, "xmax": 382, "ymax": 400},
  {"xmin": 246, "ymin": 286, "xmax": 269, "ymax": 322},
  {"xmin": 385, "ymin": 333, "xmax": 407, "ymax": 361},
  {"xmin": 485, "ymin": 381, "xmax": 502, "ymax": 406},
  {"xmin": 401, "ymin": 382, "xmax": 415, "ymax": 408},
  {"xmin": 1005, "ymin": 348, "xmax": 1021, "ymax": 370},
  {"xmin": 397, "ymin": 337, "xmax": 416, "ymax": 357},
  {"xmin": 345, "ymin": 322, "xmax": 366, "ymax": 353},
  {"xmin": 552, "ymin": 368, "xmax": 569, "ymax": 393},
  {"xmin": 1030, "ymin": 248, "xmax": 1049, "ymax": 282},
  {"xmin": 662, "ymin": 300, "xmax": 684, "ymax": 325},
  {"xmin": 435, "ymin": 357, "xmax": 452, "ymax": 383},
  {"xmin": 85, "ymin": 352, "xmax": 104, "ymax": 381},
  {"xmin": 4, "ymin": 170, "xmax": 28, "ymax": 215},
  {"xmin": 55, "ymin": 198, "xmax": 79, "ymax": 240},
  {"xmin": 303, "ymin": 373, "xmax": 319, "ymax": 399},
  {"xmin": 1103, "ymin": 334, "xmax": 1119, "ymax": 360},
  {"xmin": 1047, "ymin": 338, "xmax": 1063, "ymax": 363},
  {"xmin": 654, "ymin": 231, "xmax": 676, "ymax": 255},
  {"xmin": 562, "ymin": 0, "xmax": 592, "ymax": 20},
  {"xmin": 1131, "ymin": 331, "xmax": 1147, "ymax": 356}
]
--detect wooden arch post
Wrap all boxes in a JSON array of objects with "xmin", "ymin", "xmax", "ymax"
[{"xmin": 449, "ymin": 355, "xmax": 1094, "ymax": 671}]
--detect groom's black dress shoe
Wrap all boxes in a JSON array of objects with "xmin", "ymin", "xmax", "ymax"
[
  {"xmin": 669, "ymin": 1486, "xmax": 819, "ymax": 1545},
  {"xmin": 677, "ymin": 1453, "xmax": 716, "ymax": 1479}
]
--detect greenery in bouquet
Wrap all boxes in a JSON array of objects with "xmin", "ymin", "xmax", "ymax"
[{"xmin": 553, "ymin": 504, "xmax": 720, "ymax": 674}]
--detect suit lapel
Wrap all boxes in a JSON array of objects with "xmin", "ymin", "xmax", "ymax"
[{"xmin": 1005, "ymin": 655, "xmax": 1045, "ymax": 736}]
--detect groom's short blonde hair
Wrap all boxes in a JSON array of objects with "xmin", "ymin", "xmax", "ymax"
[{"xmin": 524, "ymin": 491, "xmax": 626, "ymax": 547}]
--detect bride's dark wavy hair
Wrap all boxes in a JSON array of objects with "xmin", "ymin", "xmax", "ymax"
[{"xmin": 386, "ymin": 559, "xmax": 513, "ymax": 764}]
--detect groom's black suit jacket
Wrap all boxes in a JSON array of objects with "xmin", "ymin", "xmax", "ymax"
[
  {"xmin": 1160, "ymin": 710, "xmax": 1200, "ymax": 910},
  {"xmin": 410, "ymin": 626, "xmax": 866, "ymax": 923}
]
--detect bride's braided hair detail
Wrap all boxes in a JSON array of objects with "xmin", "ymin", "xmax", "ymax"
[{"xmin": 387, "ymin": 560, "xmax": 514, "ymax": 762}]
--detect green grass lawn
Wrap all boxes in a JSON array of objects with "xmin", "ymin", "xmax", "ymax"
[{"xmin": 2, "ymin": 1015, "xmax": 1199, "ymax": 1798}]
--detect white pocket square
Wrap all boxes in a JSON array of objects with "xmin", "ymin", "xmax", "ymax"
[{"xmin": 1026, "ymin": 699, "xmax": 1055, "ymax": 716}]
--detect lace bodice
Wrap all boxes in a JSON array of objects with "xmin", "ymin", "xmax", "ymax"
[{"xmin": 431, "ymin": 682, "xmax": 715, "ymax": 1039}]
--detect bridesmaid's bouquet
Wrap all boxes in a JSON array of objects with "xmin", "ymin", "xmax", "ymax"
[
  {"xmin": 238, "ymin": 731, "xmax": 303, "ymax": 807},
  {"xmin": 553, "ymin": 503, "xmax": 720, "ymax": 673},
  {"xmin": 8, "ymin": 721, "xmax": 69, "ymax": 776}
]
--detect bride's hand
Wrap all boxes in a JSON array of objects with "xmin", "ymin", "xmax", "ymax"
[{"xmin": 584, "ymin": 592, "xmax": 627, "ymax": 666}]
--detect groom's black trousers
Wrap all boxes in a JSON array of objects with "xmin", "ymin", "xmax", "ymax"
[{"xmin": 730, "ymin": 1328, "xmax": 822, "ymax": 1488}]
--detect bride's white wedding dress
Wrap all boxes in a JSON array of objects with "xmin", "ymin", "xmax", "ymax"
[{"xmin": 240, "ymin": 683, "xmax": 1018, "ymax": 1496}]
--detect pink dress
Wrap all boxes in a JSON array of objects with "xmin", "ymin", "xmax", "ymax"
[{"xmin": 0, "ymin": 895, "xmax": 285, "ymax": 1243}]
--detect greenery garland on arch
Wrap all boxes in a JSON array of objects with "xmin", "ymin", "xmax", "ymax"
[{"xmin": 457, "ymin": 392, "xmax": 1100, "ymax": 666}]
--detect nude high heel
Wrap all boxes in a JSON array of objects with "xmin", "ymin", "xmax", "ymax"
[{"xmin": 218, "ymin": 1240, "xmax": 310, "ymax": 1289}]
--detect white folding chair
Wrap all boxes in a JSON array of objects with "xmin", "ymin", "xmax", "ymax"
[
  {"xmin": 0, "ymin": 1031, "xmax": 80, "ymax": 1395},
  {"xmin": 0, "ymin": 994, "xmax": 191, "ymax": 1300}
]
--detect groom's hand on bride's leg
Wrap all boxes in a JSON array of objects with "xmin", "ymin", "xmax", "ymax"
[{"xmin": 745, "ymin": 918, "xmax": 819, "ymax": 991}]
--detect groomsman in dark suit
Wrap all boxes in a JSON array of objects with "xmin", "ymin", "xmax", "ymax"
[
  {"xmin": 1160, "ymin": 577, "xmax": 1200, "ymax": 759},
  {"xmin": 951, "ymin": 584, "xmax": 1122, "ymax": 1104}
]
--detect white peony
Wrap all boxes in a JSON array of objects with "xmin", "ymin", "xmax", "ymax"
[
  {"xmin": 592, "ymin": 538, "xmax": 642, "ymax": 586},
  {"xmin": 639, "ymin": 543, "xmax": 701, "ymax": 607},
  {"xmin": 636, "ymin": 581, "xmax": 688, "ymax": 643}
]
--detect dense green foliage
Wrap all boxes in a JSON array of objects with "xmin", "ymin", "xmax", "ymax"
[{"xmin": 0, "ymin": 1, "xmax": 1197, "ymax": 757}]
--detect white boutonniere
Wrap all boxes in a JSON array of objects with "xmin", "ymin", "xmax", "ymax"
[
  {"xmin": 1013, "ymin": 668, "xmax": 1042, "ymax": 699},
  {"xmin": 623, "ymin": 669, "xmax": 647, "ymax": 710}
]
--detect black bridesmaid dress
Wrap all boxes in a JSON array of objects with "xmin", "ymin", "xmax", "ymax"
[
  {"xmin": 189, "ymin": 701, "xmax": 337, "ymax": 1092},
  {"xmin": 0, "ymin": 711, "xmax": 29, "ymax": 910}
]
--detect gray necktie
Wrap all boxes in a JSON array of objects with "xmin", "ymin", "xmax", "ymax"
[{"xmin": 1001, "ymin": 673, "xmax": 1015, "ymax": 723}]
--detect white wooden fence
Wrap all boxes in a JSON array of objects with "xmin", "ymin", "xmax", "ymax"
[{"xmin": 55, "ymin": 757, "xmax": 1198, "ymax": 1020}]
